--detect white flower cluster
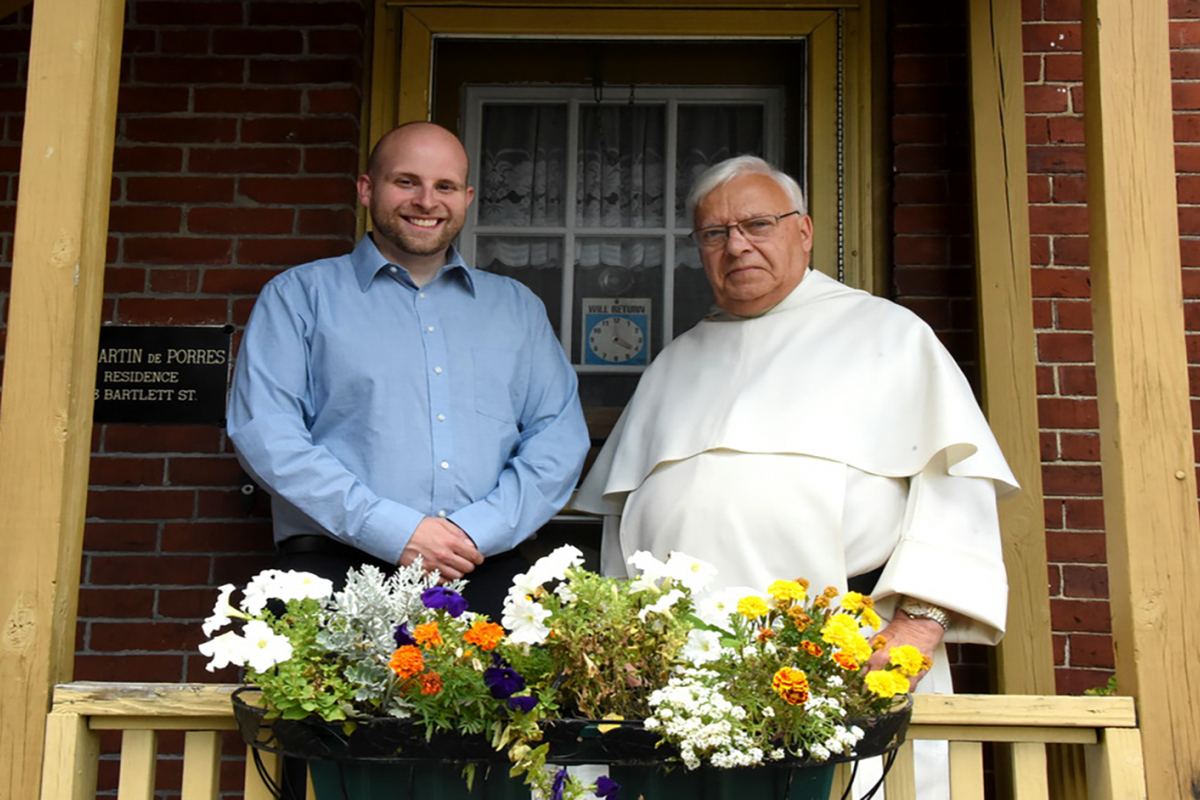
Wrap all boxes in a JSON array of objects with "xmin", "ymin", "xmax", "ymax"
[
  {"xmin": 198, "ymin": 569, "xmax": 334, "ymax": 673},
  {"xmin": 645, "ymin": 668, "xmax": 763, "ymax": 770},
  {"xmin": 627, "ymin": 550, "xmax": 718, "ymax": 595},
  {"xmin": 501, "ymin": 544, "xmax": 585, "ymax": 644},
  {"xmin": 796, "ymin": 695, "xmax": 864, "ymax": 761}
]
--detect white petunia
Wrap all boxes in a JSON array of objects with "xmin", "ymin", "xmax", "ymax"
[
  {"xmin": 202, "ymin": 584, "xmax": 240, "ymax": 636},
  {"xmin": 240, "ymin": 569, "xmax": 285, "ymax": 615},
  {"xmin": 692, "ymin": 587, "xmax": 746, "ymax": 629},
  {"xmin": 528, "ymin": 544, "xmax": 584, "ymax": 586},
  {"xmin": 553, "ymin": 582, "xmax": 577, "ymax": 604},
  {"xmin": 501, "ymin": 595, "xmax": 552, "ymax": 645},
  {"xmin": 663, "ymin": 552, "xmax": 718, "ymax": 593},
  {"xmin": 272, "ymin": 570, "xmax": 334, "ymax": 603},
  {"xmin": 240, "ymin": 619, "xmax": 295, "ymax": 672},
  {"xmin": 680, "ymin": 629, "xmax": 724, "ymax": 664},
  {"xmin": 638, "ymin": 589, "xmax": 685, "ymax": 621},
  {"xmin": 198, "ymin": 630, "xmax": 247, "ymax": 672},
  {"xmin": 627, "ymin": 550, "xmax": 670, "ymax": 593}
]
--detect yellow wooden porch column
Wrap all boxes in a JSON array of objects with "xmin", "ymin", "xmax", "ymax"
[
  {"xmin": 0, "ymin": 0, "xmax": 125, "ymax": 796},
  {"xmin": 966, "ymin": 0, "xmax": 1057, "ymax": 696},
  {"xmin": 1082, "ymin": 0, "xmax": 1200, "ymax": 795}
]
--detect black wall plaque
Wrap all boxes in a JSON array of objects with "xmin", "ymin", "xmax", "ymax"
[{"xmin": 93, "ymin": 326, "xmax": 232, "ymax": 425}]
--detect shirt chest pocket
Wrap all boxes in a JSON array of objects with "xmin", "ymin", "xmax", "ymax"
[{"xmin": 472, "ymin": 346, "xmax": 522, "ymax": 424}]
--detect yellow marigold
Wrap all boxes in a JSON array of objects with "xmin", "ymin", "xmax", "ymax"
[
  {"xmin": 888, "ymin": 645, "xmax": 927, "ymax": 677},
  {"xmin": 922, "ymin": 655, "xmax": 934, "ymax": 671},
  {"xmin": 419, "ymin": 671, "xmax": 443, "ymax": 695},
  {"xmin": 767, "ymin": 580, "xmax": 806, "ymax": 604},
  {"xmin": 771, "ymin": 667, "xmax": 811, "ymax": 705},
  {"xmin": 840, "ymin": 591, "xmax": 865, "ymax": 612},
  {"xmin": 389, "ymin": 645, "xmax": 425, "ymax": 678},
  {"xmin": 821, "ymin": 613, "xmax": 873, "ymax": 662},
  {"xmin": 413, "ymin": 622, "xmax": 443, "ymax": 649},
  {"xmin": 737, "ymin": 596, "xmax": 769, "ymax": 619},
  {"xmin": 861, "ymin": 607, "xmax": 883, "ymax": 629},
  {"xmin": 463, "ymin": 620, "xmax": 505, "ymax": 651},
  {"xmin": 832, "ymin": 652, "xmax": 859, "ymax": 671},
  {"xmin": 801, "ymin": 641, "xmax": 823, "ymax": 657},
  {"xmin": 865, "ymin": 669, "xmax": 910, "ymax": 699},
  {"xmin": 871, "ymin": 634, "xmax": 890, "ymax": 651}
]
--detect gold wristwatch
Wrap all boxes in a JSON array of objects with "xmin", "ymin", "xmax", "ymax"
[{"xmin": 898, "ymin": 598, "xmax": 950, "ymax": 629}]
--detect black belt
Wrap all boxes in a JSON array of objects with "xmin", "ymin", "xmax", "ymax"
[{"xmin": 278, "ymin": 534, "xmax": 366, "ymax": 560}]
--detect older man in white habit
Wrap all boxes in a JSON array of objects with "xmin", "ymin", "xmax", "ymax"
[{"xmin": 572, "ymin": 156, "xmax": 1017, "ymax": 798}]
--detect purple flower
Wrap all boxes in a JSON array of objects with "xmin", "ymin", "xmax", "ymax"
[
  {"xmin": 420, "ymin": 586, "xmax": 468, "ymax": 617},
  {"xmin": 507, "ymin": 695, "xmax": 537, "ymax": 713},
  {"xmin": 594, "ymin": 775, "xmax": 621, "ymax": 798},
  {"xmin": 393, "ymin": 623, "xmax": 415, "ymax": 648},
  {"xmin": 483, "ymin": 665, "xmax": 526, "ymax": 699},
  {"xmin": 550, "ymin": 768, "xmax": 568, "ymax": 800}
]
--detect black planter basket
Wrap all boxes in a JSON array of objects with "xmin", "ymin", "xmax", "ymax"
[
  {"xmin": 233, "ymin": 686, "xmax": 911, "ymax": 768},
  {"xmin": 232, "ymin": 687, "xmax": 506, "ymax": 763},
  {"xmin": 539, "ymin": 696, "xmax": 913, "ymax": 767}
]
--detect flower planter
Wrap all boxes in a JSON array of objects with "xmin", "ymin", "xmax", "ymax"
[{"xmin": 235, "ymin": 688, "xmax": 912, "ymax": 800}]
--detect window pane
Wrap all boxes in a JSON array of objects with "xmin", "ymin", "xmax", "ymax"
[
  {"xmin": 674, "ymin": 236, "xmax": 714, "ymax": 337},
  {"xmin": 477, "ymin": 236, "xmax": 564, "ymax": 338},
  {"xmin": 573, "ymin": 237, "xmax": 664, "ymax": 365},
  {"xmin": 479, "ymin": 104, "xmax": 567, "ymax": 227},
  {"xmin": 675, "ymin": 105, "xmax": 766, "ymax": 227},
  {"xmin": 577, "ymin": 105, "xmax": 666, "ymax": 228}
]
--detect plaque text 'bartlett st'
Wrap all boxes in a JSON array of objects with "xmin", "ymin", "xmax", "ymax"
[{"xmin": 94, "ymin": 326, "xmax": 232, "ymax": 425}]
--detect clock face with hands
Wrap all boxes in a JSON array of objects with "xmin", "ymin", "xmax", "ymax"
[{"xmin": 588, "ymin": 315, "xmax": 646, "ymax": 364}]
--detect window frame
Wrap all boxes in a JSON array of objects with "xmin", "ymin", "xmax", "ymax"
[
  {"xmin": 367, "ymin": 0, "xmax": 886, "ymax": 295},
  {"xmin": 461, "ymin": 85, "xmax": 787, "ymax": 370}
]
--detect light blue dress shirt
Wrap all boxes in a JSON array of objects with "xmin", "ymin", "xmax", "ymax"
[{"xmin": 227, "ymin": 235, "xmax": 590, "ymax": 564}]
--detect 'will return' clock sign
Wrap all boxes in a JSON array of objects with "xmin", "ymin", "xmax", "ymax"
[{"xmin": 582, "ymin": 298, "xmax": 650, "ymax": 366}]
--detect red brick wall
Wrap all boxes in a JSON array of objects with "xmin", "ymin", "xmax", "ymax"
[
  {"xmin": 0, "ymin": 0, "xmax": 366, "ymax": 699},
  {"xmin": 1021, "ymin": 0, "xmax": 1112, "ymax": 696}
]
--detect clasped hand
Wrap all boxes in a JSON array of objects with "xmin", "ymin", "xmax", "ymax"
[{"xmin": 398, "ymin": 517, "xmax": 484, "ymax": 580}]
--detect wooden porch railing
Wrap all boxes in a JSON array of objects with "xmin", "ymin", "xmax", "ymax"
[{"xmin": 38, "ymin": 683, "xmax": 1145, "ymax": 799}]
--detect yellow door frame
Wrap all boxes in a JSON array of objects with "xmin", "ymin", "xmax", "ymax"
[{"xmin": 370, "ymin": 1, "xmax": 885, "ymax": 293}]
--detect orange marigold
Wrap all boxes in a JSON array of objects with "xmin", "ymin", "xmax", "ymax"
[
  {"xmin": 755, "ymin": 627, "xmax": 777, "ymax": 642},
  {"xmin": 413, "ymin": 622, "xmax": 444, "ymax": 649},
  {"xmin": 463, "ymin": 620, "xmax": 506, "ymax": 651},
  {"xmin": 420, "ymin": 672, "xmax": 444, "ymax": 695},
  {"xmin": 801, "ymin": 641, "xmax": 823, "ymax": 657},
  {"xmin": 389, "ymin": 645, "xmax": 425, "ymax": 678},
  {"xmin": 771, "ymin": 667, "xmax": 811, "ymax": 705},
  {"xmin": 833, "ymin": 652, "xmax": 859, "ymax": 671}
]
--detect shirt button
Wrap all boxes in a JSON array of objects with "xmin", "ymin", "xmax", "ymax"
[
  {"xmin": 437, "ymin": 413, "xmax": 446, "ymax": 422},
  {"xmin": 440, "ymin": 461, "xmax": 450, "ymax": 469},
  {"xmin": 434, "ymin": 366, "xmax": 443, "ymax": 374},
  {"xmin": 388, "ymin": 266, "xmax": 398, "ymax": 274},
  {"xmin": 437, "ymin": 510, "xmax": 448, "ymax": 518},
  {"xmin": 419, "ymin": 292, "xmax": 426, "ymax": 299},
  {"xmin": 426, "ymin": 326, "xmax": 435, "ymax": 333}
]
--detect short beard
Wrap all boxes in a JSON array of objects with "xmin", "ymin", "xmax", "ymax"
[{"xmin": 371, "ymin": 210, "xmax": 463, "ymax": 260}]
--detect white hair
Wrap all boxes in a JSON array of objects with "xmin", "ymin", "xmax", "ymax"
[{"xmin": 686, "ymin": 156, "xmax": 807, "ymax": 219}]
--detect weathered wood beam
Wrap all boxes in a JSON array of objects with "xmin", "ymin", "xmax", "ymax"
[
  {"xmin": 966, "ymin": 0, "xmax": 1057, "ymax": 697},
  {"xmin": 1082, "ymin": 0, "xmax": 1200, "ymax": 795},
  {"xmin": 0, "ymin": 0, "xmax": 125, "ymax": 797}
]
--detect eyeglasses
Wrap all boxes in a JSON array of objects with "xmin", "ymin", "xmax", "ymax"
[{"xmin": 691, "ymin": 211, "xmax": 802, "ymax": 249}]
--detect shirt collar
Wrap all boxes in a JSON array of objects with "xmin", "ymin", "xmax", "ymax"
[{"xmin": 352, "ymin": 235, "xmax": 476, "ymax": 296}]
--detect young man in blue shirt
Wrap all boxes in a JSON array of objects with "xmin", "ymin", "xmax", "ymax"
[{"xmin": 228, "ymin": 122, "xmax": 590, "ymax": 620}]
